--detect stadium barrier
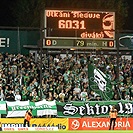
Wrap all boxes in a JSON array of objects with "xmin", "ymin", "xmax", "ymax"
[
  {"xmin": 69, "ymin": 118, "xmax": 133, "ymax": 130},
  {"xmin": 0, "ymin": 118, "xmax": 133, "ymax": 130},
  {"xmin": 0, "ymin": 118, "xmax": 68, "ymax": 130}
]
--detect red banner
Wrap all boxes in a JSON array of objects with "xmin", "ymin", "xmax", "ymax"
[{"xmin": 69, "ymin": 118, "xmax": 133, "ymax": 130}]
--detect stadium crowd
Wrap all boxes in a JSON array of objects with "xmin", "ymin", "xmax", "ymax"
[{"xmin": 0, "ymin": 52, "xmax": 132, "ymax": 102}]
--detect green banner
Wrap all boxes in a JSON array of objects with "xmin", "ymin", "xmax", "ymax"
[
  {"xmin": 6, "ymin": 100, "xmax": 57, "ymax": 117},
  {"xmin": 0, "ymin": 101, "xmax": 7, "ymax": 114},
  {"xmin": 56, "ymin": 100, "xmax": 133, "ymax": 118}
]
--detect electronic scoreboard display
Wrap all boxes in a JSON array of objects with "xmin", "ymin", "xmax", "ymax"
[{"xmin": 44, "ymin": 9, "xmax": 115, "ymax": 49}]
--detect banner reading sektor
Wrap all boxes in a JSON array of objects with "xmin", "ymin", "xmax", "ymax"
[{"xmin": 56, "ymin": 100, "xmax": 133, "ymax": 118}]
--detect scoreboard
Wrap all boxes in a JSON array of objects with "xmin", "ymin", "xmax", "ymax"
[
  {"xmin": 45, "ymin": 39, "xmax": 115, "ymax": 49},
  {"xmin": 44, "ymin": 9, "xmax": 115, "ymax": 49}
]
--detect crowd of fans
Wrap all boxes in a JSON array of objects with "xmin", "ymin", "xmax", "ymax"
[{"xmin": 0, "ymin": 52, "xmax": 132, "ymax": 102}]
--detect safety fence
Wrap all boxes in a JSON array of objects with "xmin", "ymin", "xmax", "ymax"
[{"xmin": 0, "ymin": 117, "xmax": 133, "ymax": 130}]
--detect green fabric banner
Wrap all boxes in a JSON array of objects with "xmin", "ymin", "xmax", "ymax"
[
  {"xmin": 88, "ymin": 63, "xmax": 114, "ymax": 100},
  {"xmin": 56, "ymin": 100, "xmax": 133, "ymax": 118},
  {"xmin": 0, "ymin": 101, "xmax": 7, "ymax": 114},
  {"xmin": 6, "ymin": 100, "xmax": 57, "ymax": 117}
]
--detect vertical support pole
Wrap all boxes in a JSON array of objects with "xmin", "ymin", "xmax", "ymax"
[
  {"xmin": 116, "ymin": 30, "xmax": 122, "ymax": 100},
  {"xmin": 39, "ymin": 7, "xmax": 45, "ymax": 100},
  {"xmin": 116, "ymin": 30, "xmax": 119, "ymax": 81}
]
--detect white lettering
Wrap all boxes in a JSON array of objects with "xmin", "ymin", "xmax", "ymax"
[
  {"xmin": 101, "ymin": 106, "xmax": 108, "ymax": 114},
  {"xmin": 95, "ymin": 104, "xmax": 100, "ymax": 115},
  {"xmin": 79, "ymin": 106, "xmax": 85, "ymax": 116},
  {"xmin": 82, "ymin": 121, "xmax": 88, "ymax": 127},
  {"xmin": 125, "ymin": 103, "xmax": 132, "ymax": 114},
  {"xmin": 0, "ymin": 38, "xmax": 6, "ymax": 47},
  {"xmin": 92, "ymin": 122, "xmax": 97, "ymax": 127},
  {"xmin": 81, "ymin": 121, "xmax": 130, "ymax": 128},
  {"xmin": 86, "ymin": 104, "xmax": 95, "ymax": 115},
  {"xmin": 0, "ymin": 38, "xmax": 10, "ymax": 47},
  {"xmin": 118, "ymin": 102, "xmax": 124, "ymax": 114}
]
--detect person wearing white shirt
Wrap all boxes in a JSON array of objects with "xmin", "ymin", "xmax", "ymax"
[
  {"xmin": 15, "ymin": 91, "xmax": 21, "ymax": 101},
  {"xmin": 80, "ymin": 89, "xmax": 88, "ymax": 101}
]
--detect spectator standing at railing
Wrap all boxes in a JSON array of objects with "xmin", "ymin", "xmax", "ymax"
[
  {"xmin": 5, "ymin": 89, "xmax": 15, "ymax": 101},
  {"xmin": 80, "ymin": 88, "xmax": 88, "ymax": 101},
  {"xmin": 0, "ymin": 85, "xmax": 5, "ymax": 101},
  {"xmin": 15, "ymin": 91, "xmax": 21, "ymax": 101},
  {"xmin": 59, "ymin": 89, "xmax": 65, "ymax": 102}
]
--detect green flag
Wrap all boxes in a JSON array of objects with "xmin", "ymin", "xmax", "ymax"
[
  {"xmin": 0, "ymin": 101, "xmax": 7, "ymax": 114},
  {"xmin": 88, "ymin": 63, "xmax": 114, "ymax": 100}
]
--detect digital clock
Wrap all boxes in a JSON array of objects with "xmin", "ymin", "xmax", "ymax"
[{"xmin": 44, "ymin": 10, "xmax": 115, "ymax": 39}]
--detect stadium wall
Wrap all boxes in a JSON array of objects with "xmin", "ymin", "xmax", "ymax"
[
  {"xmin": 0, "ymin": 118, "xmax": 133, "ymax": 130},
  {"xmin": 0, "ymin": 29, "xmax": 133, "ymax": 56}
]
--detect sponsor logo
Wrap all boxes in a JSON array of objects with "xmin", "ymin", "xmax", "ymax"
[
  {"xmin": 2, "ymin": 123, "xmax": 66, "ymax": 130},
  {"xmin": 71, "ymin": 120, "xmax": 80, "ymax": 130}
]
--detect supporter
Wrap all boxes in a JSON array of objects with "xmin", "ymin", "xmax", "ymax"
[
  {"xmin": 112, "ymin": 93, "xmax": 120, "ymax": 100},
  {"xmin": 14, "ymin": 85, "xmax": 20, "ymax": 93},
  {"xmin": 59, "ymin": 89, "xmax": 65, "ymax": 102},
  {"xmin": 28, "ymin": 92, "xmax": 33, "ymax": 101},
  {"xmin": 5, "ymin": 89, "xmax": 15, "ymax": 101},
  {"xmin": 49, "ymin": 84, "xmax": 54, "ymax": 94},
  {"xmin": 72, "ymin": 95, "xmax": 79, "ymax": 101},
  {"xmin": 27, "ymin": 83, "xmax": 34, "ymax": 94},
  {"xmin": 95, "ymin": 95, "xmax": 102, "ymax": 101},
  {"xmin": 21, "ymin": 86, "xmax": 28, "ymax": 101},
  {"xmin": 89, "ymin": 90, "xmax": 99, "ymax": 101},
  {"xmin": 54, "ymin": 85, "xmax": 62, "ymax": 96},
  {"xmin": 32, "ymin": 78, "xmax": 39, "ymax": 89},
  {"xmin": 64, "ymin": 87, "xmax": 72, "ymax": 102},
  {"xmin": 32, "ymin": 88, "xmax": 37, "ymax": 96},
  {"xmin": 42, "ymin": 84, "xmax": 49, "ymax": 99},
  {"xmin": 0, "ymin": 85, "xmax": 5, "ymax": 101},
  {"xmin": 73, "ymin": 83, "xmax": 81, "ymax": 99},
  {"xmin": 80, "ymin": 88, "xmax": 88, "ymax": 101},
  {"xmin": 0, "ymin": 52, "xmax": 132, "ymax": 103},
  {"xmin": 32, "ymin": 91, "xmax": 39, "ymax": 102},
  {"xmin": 53, "ymin": 92, "xmax": 59, "ymax": 101},
  {"xmin": 4, "ymin": 85, "xmax": 10, "ymax": 96},
  {"xmin": 15, "ymin": 91, "xmax": 21, "ymax": 101},
  {"xmin": 46, "ymin": 91, "xmax": 53, "ymax": 101},
  {"xmin": 24, "ymin": 73, "xmax": 30, "ymax": 86}
]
